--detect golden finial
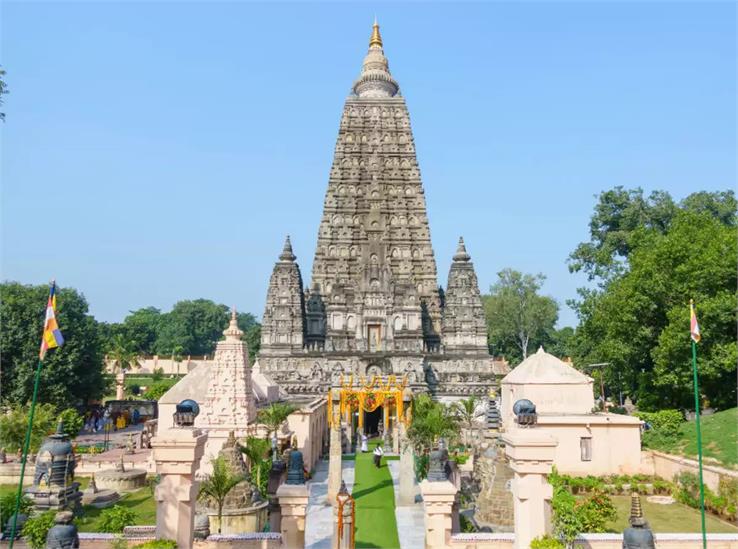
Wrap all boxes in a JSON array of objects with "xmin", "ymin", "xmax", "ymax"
[{"xmin": 369, "ymin": 18, "xmax": 383, "ymax": 48}]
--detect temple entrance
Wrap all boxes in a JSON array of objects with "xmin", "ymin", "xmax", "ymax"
[{"xmin": 364, "ymin": 405, "xmax": 382, "ymax": 436}]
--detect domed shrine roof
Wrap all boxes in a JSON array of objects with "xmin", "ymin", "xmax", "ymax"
[{"xmin": 502, "ymin": 347, "xmax": 592, "ymax": 385}]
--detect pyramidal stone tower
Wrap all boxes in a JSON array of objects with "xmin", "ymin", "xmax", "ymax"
[{"xmin": 258, "ymin": 22, "xmax": 504, "ymax": 397}]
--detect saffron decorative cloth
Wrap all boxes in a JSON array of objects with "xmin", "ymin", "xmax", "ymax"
[
  {"xmin": 39, "ymin": 281, "xmax": 64, "ymax": 359},
  {"xmin": 690, "ymin": 300, "xmax": 701, "ymax": 343}
]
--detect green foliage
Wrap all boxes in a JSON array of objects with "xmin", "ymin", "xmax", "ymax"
[
  {"xmin": 0, "ymin": 282, "xmax": 107, "ymax": 409},
  {"xmin": 550, "ymin": 471, "xmax": 617, "ymax": 544},
  {"xmin": 635, "ymin": 409, "xmax": 683, "ymax": 439},
  {"xmin": 58, "ymin": 408, "xmax": 84, "ymax": 438},
  {"xmin": 459, "ymin": 514, "xmax": 477, "ymax": 533},
  {"xmin": 241, "ymin": 437, "xmax": 272, "ymax": 497},
  {"xmin": 641, "ymin": 408, "xmax": 737, "ymax": 467},
  {"xmin": 531, "ymin": 535, "xmax": 565, "ymax": 549},
  {"xmin": 21, "ymin": 510, "xmax": 56, "ymax": 549},
  {"xmin": 100, "ymin": 301, "xmax": 261, "ymax": 359},
  {"xmin": 143, "ymin": 379, "xmax": 177, "ymax": 401},
  {"xmin": 136, "ymin": 540, "xmax": 178, "ymax": 549},
  {"xmin": 256, "ymin": 403, "xmax": 297, "ymax": 436},
  {"xmin": 107, "ymin": 335, "xmax": 139, "ymax": 372},
  {"xmin": 151, "ymin": 367, "xmax": 164, "ymax": 382},
  {"xmin": 483, "ymin": 269, "xmax": 559, "ymax": 362},
  {"xmin": 407, "ymin": 394, "xmax": 459, "ymax": 474},
  {"xmin": 0, "ymin": 492, "xmax": 33, "ymax": 528},
  {"xmin": 199, "ymin": 455, "xmax": 245, "ymax": 533},
  {"xmin": 569, "ymin": 189, "xmax": 737, "ymax": 410},
  {"xmin": 0, "ymin": 403, "xmax": 58, "ymax": 453},
  {"xmin": 98, "ymin": 505, "xmax": 138, "ymax": 533}
]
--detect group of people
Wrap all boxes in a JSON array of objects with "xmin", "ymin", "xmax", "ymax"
[
  {"xmin": 83, "ymin": 407, "xmax": 141, "ymax": 433},
  {"xmin": 360, "ymin": 433, "xmax": 385, "ymax": 468}
]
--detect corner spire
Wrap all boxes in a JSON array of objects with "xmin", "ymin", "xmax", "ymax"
[
  {"xmin": 223, "ymin": 306, "xmax": 243, "ymax": 341},
  {"xmin": 452, "ymin": 237, "xmax": 471, "ymax": 262},
  {"xmin": 279, "ymin": 235, "xmax": 296, "ymax": 262}
]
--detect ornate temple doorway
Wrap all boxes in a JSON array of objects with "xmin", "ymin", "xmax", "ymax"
[{"xmin": 364, "ymin": 405, "xmax": 382, "ymax": 436}]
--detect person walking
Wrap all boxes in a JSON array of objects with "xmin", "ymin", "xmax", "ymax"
[
  {"xmin": 373, "ymin": 444, "xmax": 384, "ymax": 468},
  {"xmin": 360, "ymin": 433, "xmax": 369, "ymax": 453}
]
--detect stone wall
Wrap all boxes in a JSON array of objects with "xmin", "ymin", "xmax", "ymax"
[
  {"xmin": 287, "ymin": 397, "xmax": 328, "ymax": 472},
  {"xmin": 448, "ymin": 533, "xmax": 738, "ymax": 548},
  {"xmin": 643, "ymin": 450, "xmax": 738, "ymax": 492}
]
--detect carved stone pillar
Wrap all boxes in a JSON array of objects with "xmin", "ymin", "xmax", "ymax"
[
  {"xmin": 277, "ymin": 483, "xmax": 309, "ymax": 549},
  {"xmin": 328, "ymin": 389, "xmax": 343, "ymax": 504},
  {"xmin": 419, "ymin": 479, "xmax": 458, "ymax": 549},
  {"xmin": 115, "ymin": 371, "xmax": 126, "ymax": 400},
  {"xmin": 151, "ymin": 426, "xmax": 208, "ymax": 549},
  {"xmin": 398, "ymin": 420, "xmax": 415, "ymax": 506},
  {"xmin": 501, "ymin": 431, "xmax": 557, "ymax": 549}
]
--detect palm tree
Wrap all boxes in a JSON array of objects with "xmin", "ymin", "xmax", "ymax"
[
  {"xmin": 198, "ymin": 456, "xmax": 245, "ymax": 533},
  {"xmin": 256, "ymin": 403, "xmax": 297, "ymax": 439},
  {"xmin": 108, "ymin": 335, "xmax": 139, "ymax": 373},
  {"xmin": 241, "ymin": 436, "xmax": 271, "ymax": 495},
  {"xmin": 453, "ymin": 396, "xmax": 479, "ymax": 447},
  {"xmin": 406, "ymin": 394, "xmax": 459, "ymax": 457}
]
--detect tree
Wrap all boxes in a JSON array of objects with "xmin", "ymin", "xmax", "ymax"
[
  {"xmin": 570, "ymin": 192, "xmax": 737, "ymax": 410},
  {"xmin": 452, "ymin": 396, "xmax": 479, "ymax": 446},
  {"xmin": 0, "ymin": 282, "xmax": 106, "ymax": 409},
  {"xmin": 0, "ymin": 404, "xmax": 58, "ymax": 453},
  {"xmin": 241, "ymin": 436, "xmax": 272, "ymax": 496},
  {"xmin": 107, "ymin": 334, "xmax": 139, "ymax": 373},
  {"xmin": 198, "ymin": 455, "xmax": 245, "ymax": 534},
  {"xmin": 406, "ymin": 394, "xmax": 459, "ymax": 457},
  {"xmin": 256, "ymin": 403, "xmax": 297, "ymax": 438},
  {"xmin": 483, "ymin": 269, "xmax": 559, "ymax": 362}
]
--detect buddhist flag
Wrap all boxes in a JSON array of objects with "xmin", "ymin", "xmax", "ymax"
[
  {"xmin": 690, "ymin": 300, "xmax": 701, "ymax": 343},
  {"xmin": 39, "ymin": 281, "xmax": 64, "ymax": 360}
]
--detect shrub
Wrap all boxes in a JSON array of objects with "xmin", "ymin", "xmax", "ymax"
[
  {"xmin": 635, "ymin": 409, "xmax": 683, "ymax": 439},
  {"xmin": 0, "ymin": 492, "xmax": 33, "ymax": 529},
  {"xmin": 531, "ymin": 535, "xmax": 565, "ymax": 549},
  {"xmin": 674, "ymin": 471, "xmax": 701, "ymax": 507},
  {"xmin": 0, "ymin": 404, "xmax": 58, "ymax": 453},
  {"xmin": 152, "ymin": 367, "xmax": 164, "ymax": 382},
  {"xmin": 98, "ymin": 505, "xmax": 137, "ymax": 533},
  {"xmin": 59, "ymin": 408, "xmax": 84, "ymax": 438},
  {"xmin": 143, "ymin": 379, "xmax": 176, "ymax": 401},
  {"xmin": 21, "ymin": 510, "xmax": 56, "ymax": 549},
  {"xmin": 459, "ymin": 514, "xmax": 476, "ymax": 533},
  {"xmin": 129, "ymin": 384, "xmax": 141, "ymax": 396}
]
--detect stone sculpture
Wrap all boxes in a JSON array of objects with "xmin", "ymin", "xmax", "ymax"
[
  {"xmin": 25, "ymin": 420, "xmax": 82, "ymax": 514},
  {"xmin": 44, "ymin": 511, "xmax": 79, "ymax": 549},
  {"xmin": 286, "ymin": 449, "xmax": 306, "ymax": 485},
  {"xmin": 622, "ymin": 493, "xmax": 656, "ymax": 549}
]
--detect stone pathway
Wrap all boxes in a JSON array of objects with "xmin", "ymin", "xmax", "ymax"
[
  {"xmin": 388, "ymin": 460, "xmax": 425, "ymax": 549},
  {"xmin": 305, "ymin": 458, "xmax": 355, "ymax": 549}
]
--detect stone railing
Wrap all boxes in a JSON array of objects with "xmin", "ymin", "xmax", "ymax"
[
  {"xmin": 448, "ymin": 533, "xmax": 738, "ymax": 549},
  {"xmin": 0, "ymin": 532, "xmax": 283, "ymax": 549}
]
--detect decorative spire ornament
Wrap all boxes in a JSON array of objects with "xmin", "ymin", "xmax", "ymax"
[{"xmin": 353, "ymin": 20, "xmax": 399, "ymax": 98}]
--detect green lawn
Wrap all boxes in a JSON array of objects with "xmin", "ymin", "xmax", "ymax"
[
  {"xmin": 644, "ymin": 408, "xmax": 737, "ymax": 468},
  {"xmin": 1, "ymin": 481, "xmax": 156, "ymax": 532},
  {"xmin": 352, "ymin": 440, "xmax": 400, "ymax": 549},
  {"xmin": 602, "ymin": 495, "xmax": 738, "ymax": 534}
]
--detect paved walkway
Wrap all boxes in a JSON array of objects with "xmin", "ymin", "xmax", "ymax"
[
  {"xmin": 387, "ymin": 460, "xmax": 425, "ymax": 549},
  {"xmin": 305, "ymin": 458, "xmax": 355, "ymax": 549}
]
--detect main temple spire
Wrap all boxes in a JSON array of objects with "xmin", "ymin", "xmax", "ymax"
[{"xmin": 353, "ymin": 20, "xmax": 399, "ymax": 98}]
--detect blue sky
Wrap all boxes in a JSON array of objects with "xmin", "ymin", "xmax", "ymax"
[{"xmin": 2, "ymin": 2, "xmax": 735, "ymax": 327}]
